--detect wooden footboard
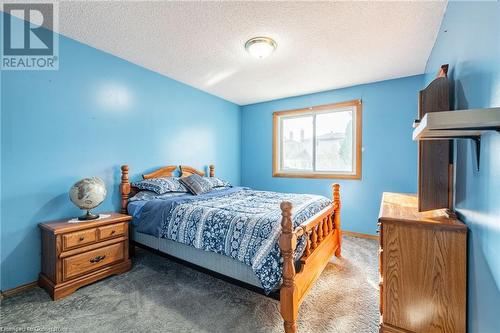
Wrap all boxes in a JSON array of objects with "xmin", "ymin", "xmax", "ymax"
[{"xmin": 279, "ymin": 184, "xmax": 341, "ymax": 333}]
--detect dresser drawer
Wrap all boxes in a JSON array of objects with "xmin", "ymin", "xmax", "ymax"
[
  {"xmin": 62, "ymin": 228, "xmax": 97, "ymax": 250},
  {"xmin": 62, "ymin": 242, "xmax": 125, "ymax": 280},
  {"xmin": 98, "ymin": 223, "xmax": 126, "ymax": 240}
]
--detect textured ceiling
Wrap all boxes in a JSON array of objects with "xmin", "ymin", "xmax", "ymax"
[{"xmin": 22, "ymin": 1, "xmax": 448, "ymax": 105}]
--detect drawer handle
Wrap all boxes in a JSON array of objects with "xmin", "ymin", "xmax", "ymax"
[
  {"xmin": 90, "ymin": 255, "xmax": 106, "ymax": 263},
  {"xmin": 79, "ymin": 236, "xmax": 85, "ymax": 241},
  {"xmin": 110, "ymin": 230, "xmax": 116, "ymax": 235}
]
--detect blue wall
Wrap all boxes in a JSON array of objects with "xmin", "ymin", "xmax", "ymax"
[
  {"xmin": 241, "ymin": 75, "xmax": 422, "ymax": 235},
  {"xmin": 0, "ymin": 16, "xmax": 241, "ymax": 291},
  {"xmin": 424, "ymin": 2, "xmax": 500, "ymax": 332}
]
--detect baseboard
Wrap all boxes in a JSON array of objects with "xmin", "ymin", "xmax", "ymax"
[
  {"xmin": 343, "ymin": 230, "xmax": 379, "ymax": 240},
  {"xmin": 0, "ymin": 281, "xmax": 38, "ymax": 298}
]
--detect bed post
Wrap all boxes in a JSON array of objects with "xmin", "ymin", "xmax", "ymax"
[
  {"xmin": 333, "ymin": 183, "xmax": 342, "ymax": 257},
  {"xmin": 120, "ymin": 165, "xmax": 131, "ymax": 214},
  {"xmin": 209, "ymin": 164, "xmax": 215, "ymax": 177},
  {"xmin": 279, "ymin": 201, "xmax": 298, "ymax": 333}
]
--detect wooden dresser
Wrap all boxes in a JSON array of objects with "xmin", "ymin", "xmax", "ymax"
[
  {"xmin": 378, "ymin": 193, "xmax": 467, "ymax": 333},
  {"xmin": 39, "ymin": 212, "xmax": 132, "ymax": 300}
]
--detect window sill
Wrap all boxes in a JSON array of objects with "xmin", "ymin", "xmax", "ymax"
[{"xmin": 272, "ymin": 172, "xmax": 361, "ymax": 180}]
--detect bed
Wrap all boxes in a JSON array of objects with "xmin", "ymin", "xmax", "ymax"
[{"xmin": 120, "ymin": 164, "xmax": 342, "ymax": 333}]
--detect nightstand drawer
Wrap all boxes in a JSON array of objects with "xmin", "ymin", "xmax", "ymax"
[
  {"xmin": 62, "ymin": 242, "xmax": 125, "ymax": 280},
  {"xmin": 62, "ymin": 228, "xmax": 97, "ymax": 250},
  {"xmin": 98, "ymin": 223, "xmax": 126, "ymax": 240}
]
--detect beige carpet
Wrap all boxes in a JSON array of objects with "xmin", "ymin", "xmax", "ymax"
[{"xmin": 1, "ymin": 235, "xmax": 379, "ymax": 333}]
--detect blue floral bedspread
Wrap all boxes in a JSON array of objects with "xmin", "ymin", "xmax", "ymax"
[{"xmin": 132, "ymin": 187, "xmax": 331, "ymax": 293}]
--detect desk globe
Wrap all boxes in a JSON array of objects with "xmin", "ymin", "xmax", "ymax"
[{"xmin": 69, "ymin": 177, "xmax": 107, "ymax": 220}]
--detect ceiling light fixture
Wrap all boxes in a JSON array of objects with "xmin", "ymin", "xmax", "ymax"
[{"xmin": 245, "ymin": 37, "xmax": 277, "ymax": 59}]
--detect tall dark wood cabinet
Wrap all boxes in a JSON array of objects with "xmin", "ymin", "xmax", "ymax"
[{"xmin": 418, "ymin": 65, "xmax": 452, "ymax": 211}]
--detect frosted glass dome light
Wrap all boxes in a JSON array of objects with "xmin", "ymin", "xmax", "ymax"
[{"xmin": 245, "ymin": 37, "xmax": 277, "ymax": 59}]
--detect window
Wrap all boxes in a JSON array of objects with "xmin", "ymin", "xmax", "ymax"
[{"xmin": 273, "ymin": 100, "xmax": 362, "ymax": 179}]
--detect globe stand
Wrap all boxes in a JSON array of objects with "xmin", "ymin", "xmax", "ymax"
[{"xmin": 78, "ymin": 210, "xmax": 100, "ymax": 221}]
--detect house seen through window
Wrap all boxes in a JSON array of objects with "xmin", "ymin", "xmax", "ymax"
[{"xmin": 273, "ymin": 100, "xmax": 361, "ymax": 179}]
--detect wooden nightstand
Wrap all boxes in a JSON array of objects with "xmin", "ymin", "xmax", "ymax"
[{"xmin": 38, "ymin": 212, "xmax": 132, "ymax": 300}]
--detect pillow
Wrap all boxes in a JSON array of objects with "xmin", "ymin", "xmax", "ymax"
[
  {"xmin": 132, "ymin": 177, "xmax": 188, "ymax": 195},
  {"xmin": 204, "ymin": 177, "xmax": 231, "ymax": 188},
  {"xmin": 179, "ymin": 174, "xmax": 212, "ymax": 195},
  {"xmin": 129, "ymin": 190, "xmax": 188, "ymax": 202}
]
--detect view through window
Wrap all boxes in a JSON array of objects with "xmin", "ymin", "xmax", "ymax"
[{"xmin": 273, "ymin": 100, "xmax": 361, "ymax": 179}]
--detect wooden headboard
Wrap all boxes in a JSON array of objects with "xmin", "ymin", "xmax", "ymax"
[
  {"xmin": 143, "ymin": 165, "xmax": 177, "ymax": 179},
  {"xmin": 180, "ymin": 165, "xmax": 208, "ymax": 177},
  {"xmin": 120, "ymin": 164, "xmax": 215, "ymax": 213}
]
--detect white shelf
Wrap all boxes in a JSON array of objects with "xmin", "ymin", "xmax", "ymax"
[{"xmin": 412, "ymin": 107, "xmax": 500, "ymax": 140}]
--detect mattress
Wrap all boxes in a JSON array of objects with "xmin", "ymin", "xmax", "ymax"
[{"xmin": 131, "ymin": 226, "xmax": 262, "ymax": 287}]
